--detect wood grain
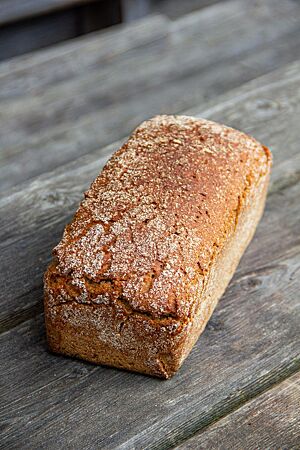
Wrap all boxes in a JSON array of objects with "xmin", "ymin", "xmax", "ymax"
[
  {"xmin": 0, "ymin": 14, "xmax": 169, "ymax": 99},
  {"xmin": 8, "ymin": 0, "xmax": 300, "ymax": 95},
  {"xmin": 0, "ymin": 9, "xmax": 86, "ymax": 62},
  {"xmin": 0, "ymin": 1, "xmax": 122, "ymax": 62},
  {"xmin": 2, "ymin": 0, "xmax": 298, "ymax": 128},
  {"xmin": 1, "ymin": 0, "xmax": 300, "ymax": 189},
  {"xmin": 0, "ymin": 62, "xmax": 299, "ymax": 449},
  {"xmin": 2, "ymin": 29, "xmax": 300, "ymax": 191},
  {"xmin": 176, "ymin": 372, "xmax": 300, "ymax": 449}
]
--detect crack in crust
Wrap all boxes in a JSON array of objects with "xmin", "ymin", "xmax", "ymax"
[{"xmin": 47, "ymin": 267, "xmax": 181, "ymax": 320}]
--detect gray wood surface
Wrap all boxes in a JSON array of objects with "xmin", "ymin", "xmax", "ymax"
[
  {"xmin": 0, "ymin": 61, "xmax": 299, "ymax": 449},
  {"xmin": 1, "ymin": 0, "xmax": 300, "ymax": 190},
  {"xmin": 0, "ymin": 0, "xmax": 122, "ymax": 61},
  {"xmin": 176, "ymin": 372, "xmax": 300, "ymax": 449},
  {"xmin": 0, "ymin": 14, "xmax": 169, "ymax": 99},
  {"xmin": 147, "ymin": 0, "xmax": 226, "ymax": 20},
  {"xmin": 1, "ymin": 0, "xmax": 295, "ymax": 98},
  {"xmin": 0, "ymin": 9, "xmax": 86, "ymax": 62}
]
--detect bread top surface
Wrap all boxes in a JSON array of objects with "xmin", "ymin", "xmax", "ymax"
[{"xmin": 50, "ymin": 115, "xmax": 271, "ymax": 320}]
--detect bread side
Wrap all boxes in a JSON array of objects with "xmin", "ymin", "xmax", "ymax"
[{"xmin": 44, "ymin": 115, "xmax": 272, "ymax": 378}]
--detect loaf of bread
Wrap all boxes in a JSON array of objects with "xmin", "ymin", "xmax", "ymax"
[{"xmin": 44, "ymin": 115, "xmax": 272, "ymax": 378}]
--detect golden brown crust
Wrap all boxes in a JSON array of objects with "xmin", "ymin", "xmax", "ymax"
[{"xmin": 44, "ymin": 115, "xmax": 272, "ymax": 378}]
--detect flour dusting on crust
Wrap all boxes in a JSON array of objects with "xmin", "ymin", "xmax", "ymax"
[{"xmin": 48, "ymin": 115, "xmax": 270, "ymax": 320}]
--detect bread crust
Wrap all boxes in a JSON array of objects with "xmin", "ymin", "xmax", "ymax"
[{"xmin": 44, "ymin": 115, "xmax": 272, "ymax": 378}]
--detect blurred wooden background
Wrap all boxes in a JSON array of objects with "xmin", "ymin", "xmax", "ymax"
[{"xmin": 0, "ymin": 0, "xmax": 228, "ymax": 60}]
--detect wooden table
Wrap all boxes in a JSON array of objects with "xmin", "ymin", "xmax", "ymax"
[{"xmin": 1, "ymin": 1, "xmax": 300, "ymax": 448}]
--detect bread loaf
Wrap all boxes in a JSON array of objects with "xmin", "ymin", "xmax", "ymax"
[{"xmin": 44, "ymin": 115, "xmax": 272, "ymax": 378}]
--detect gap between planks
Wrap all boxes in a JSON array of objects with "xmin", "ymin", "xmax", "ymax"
[
  {"xmin": 151, "ymin": 365, "xmax": 300, "ymax": 450},
  {"xmin": 173, "ymin": 370, "xmax": 300, "ymax": 450}
]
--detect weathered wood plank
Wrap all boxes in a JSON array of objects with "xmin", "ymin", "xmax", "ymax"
[
  {"xmin": 0, "ymin": 1, "xmax": 123, "ymax": 62},
  {"xmin": 3, "ymin": 32, "xmax": 300, "ymax": 190},
  {"xmin": 2, "ymin": 0, "xmax": 298, "ymax": 141},
  {"xmin": 0, "ymin": 60, "xmax": 299, "ymax": 331},
  {"xmin": 170, "ymin": 0, "xmax": 299, "ymax": 39},
  {"xmin": 176, "ymin": 372, "xmax": 300, "ymax": 449},
  {"xmin": 0, "ymin": 9, "xmax": 85, "ymax": 63},
  {"xmin": 1, "ymin": 0, "xmax": 300, "ymax": 190},
  {"xmin": 0, "ymin": 14, "xmax": 169, "ymax": 99}
]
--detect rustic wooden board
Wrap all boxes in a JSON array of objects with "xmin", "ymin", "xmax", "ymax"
[
  {"xmin": 1, "ymin": 0, "xmax": 300, "ymax": 190},
  {"xmin": 1, "ymin": 0, "xmax": 298, "ymax": 133},
  {"xmin": 0, "ymin": 9, "xmax": 86, "ymax": 62},
  {"xmin": 0, "ymin": 62, "xmax": 299, "ymax": 449},
  {"xmin": 2, "ymin": 29, "xmax": 300, "ymax": 192},
  {"xmin": 0, "ymin": 1, "xmax": 122, "ymax": 62},
  {"xmin": 2, "ymin": 0, "xmax": 297, "ymax": 97},
  {"xmin": 177, "ymin": 372, "xmax": 300, "ymax": 449},
  {"xmin": 0, "ymin": 14, "xmax": 169, "ymax": 100}
]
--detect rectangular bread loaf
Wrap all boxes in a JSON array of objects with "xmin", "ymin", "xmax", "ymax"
[{"xmin": 44, "ymin": 115, "xmax": 272, "ymax": 378}]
